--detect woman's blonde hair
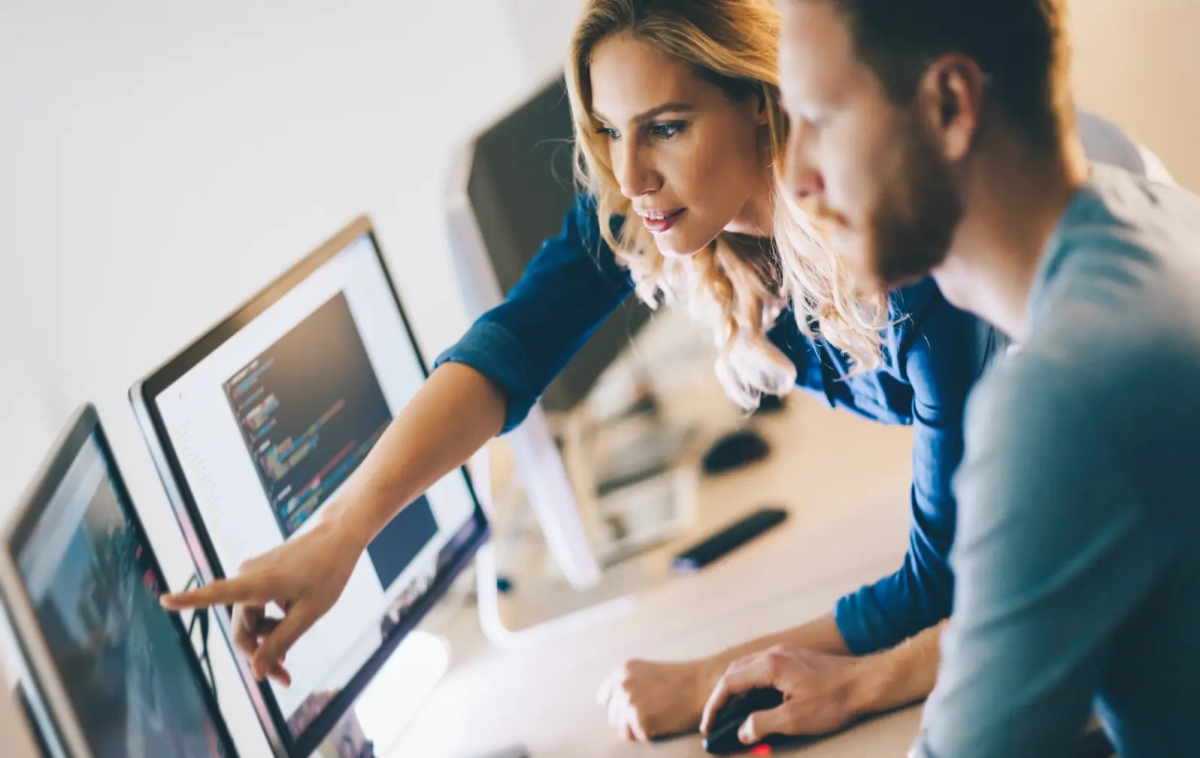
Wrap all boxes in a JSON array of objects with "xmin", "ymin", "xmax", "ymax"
[{"xmin": 566, "ymin": 0, "xmax": 888, "ymax": 408}]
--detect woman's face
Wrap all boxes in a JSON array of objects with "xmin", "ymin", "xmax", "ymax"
[{"xmin": 588, "ymin": 33, "xmax": 773, "ymax": 257}]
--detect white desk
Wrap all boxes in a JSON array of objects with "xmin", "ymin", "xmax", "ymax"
[{"xmin": 390, "ymin": 384, "xmax": 923, "ymax": 758}]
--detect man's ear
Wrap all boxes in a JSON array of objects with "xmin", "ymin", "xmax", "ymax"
[{"xmin": 917, "ymin": 54, "xmax": 986, "ymax": 161}]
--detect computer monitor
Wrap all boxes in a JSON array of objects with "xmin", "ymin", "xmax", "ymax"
[
  {"xmin": 0, "ymin": 403, "xmax": 239, "ymax": 758},
  {"xmin": 452, "ymin": 73, "xmax": 652, "ymax": 413},
  {"xmin": 128, "ymin": 217, "xmax": 490, "ymax": 757},
  {"xmin": 445, "ymin": 74, "xmax": 652, "ymax": 591}
]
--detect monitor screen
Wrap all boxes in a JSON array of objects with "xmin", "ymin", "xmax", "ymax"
[
  {"xmin": 131, "ymin": 218, "xmax": 489, "ymax": 756},
  {"xmin": 9, "ymin": 419, "xmax": 235, "ymax": 758}
]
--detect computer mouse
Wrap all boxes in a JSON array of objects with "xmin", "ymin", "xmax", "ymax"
[
  {"xmin": 702, "ymin": 687, "xmax": 785, "ymax": 755},
  {"xmin": 752, "ymin": 393, "xmax": 787, "ymax": 416},
  {"xmin": 702, "ymin": 429, "xmax": 770, "ymax": 475}
]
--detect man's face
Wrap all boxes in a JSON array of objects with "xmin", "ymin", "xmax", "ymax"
[{"xmin": 778, "ymin": 0, "xmax": 962, "ymax": 291}]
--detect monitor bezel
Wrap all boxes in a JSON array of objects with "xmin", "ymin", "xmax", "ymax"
[
  {"xmin": 127, "ymin": 215, "xmax": 490, "ymax": 757},
  {"xmin": 0, "ymin": 402, "xmax": 242, "ymax": 758}
]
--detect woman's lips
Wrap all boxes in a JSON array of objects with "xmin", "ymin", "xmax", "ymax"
[{"xmin": 639, "ymin": 207, "xmax": 686, "ymax": 233}]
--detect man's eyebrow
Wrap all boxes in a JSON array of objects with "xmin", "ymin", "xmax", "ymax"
[{"xmin": 592, "ymin": 102, "xmax": 696, "ymax": 125}]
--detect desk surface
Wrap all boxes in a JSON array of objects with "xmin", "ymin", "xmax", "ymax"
[{"xmin": 390, "ymin": 383, "xmax": 922, "ymax": 758}]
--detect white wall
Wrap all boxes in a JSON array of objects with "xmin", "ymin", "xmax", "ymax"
[
  {"xmin": 498, "ymin": 0, "xmax": 586, "ymax": 82},
  {"xmin": 1071, "ymin": 0, "xmax": 1200, "ymax": 190},
  {"xmin": 0, "ymin": 0, "xmax": 566, "ymax": 518}
]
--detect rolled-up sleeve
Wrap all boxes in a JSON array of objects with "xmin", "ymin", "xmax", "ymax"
[
  {"xmin": 834, "ymin": 288, "xmax": 993, "ymax": 654},
  {"xmin": 434, "ymin": 195, "xmax": 635, "ymax": 433}
]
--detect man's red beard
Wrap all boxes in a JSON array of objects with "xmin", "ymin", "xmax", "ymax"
[{"xmin": 862, "ymin": 116, "xmax": 964, "ymax": 291}]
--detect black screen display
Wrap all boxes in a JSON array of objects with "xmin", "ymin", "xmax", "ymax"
[{"xmin": 15, "ymin": 433, "xmax": 232, "ymax": 758}]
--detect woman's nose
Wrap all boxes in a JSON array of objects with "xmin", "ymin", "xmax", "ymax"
[{"xmin": 615, "ymin": 143, "xmax": 660, "ymax": 198}]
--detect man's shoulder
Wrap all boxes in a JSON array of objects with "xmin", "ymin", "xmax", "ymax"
[
  {"xmin": 1039, "ymin": 171, "xmax": 1200, "ymax": 339},
  {"xmin": 975, "ymin": 296, "xmax": 1200, "ymax": 467},
  {"xmin": 967, "ymin": 346, "xmax": 1092, "ymax": 443}
]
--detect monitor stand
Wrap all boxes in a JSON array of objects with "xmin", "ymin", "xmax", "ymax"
[
  {"xmin": 469, "ymin": 442, "xmax": 637, "ymax": 650},
  {"xmin": 470, "ymin": 403, "xmax": 698, "ymax": 650},
  {"xmin": 474, "ymin": 541, "xmax": 639, "ymax": 650}
]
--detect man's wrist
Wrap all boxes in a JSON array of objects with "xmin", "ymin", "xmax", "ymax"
[
  {"xmin": 845, "ymin": 623, "xmax": 944, "ymax": 719},
  {"xmin": 844, "ymin": 650, "xmax": 900, "ymax": 719},
  {"xmin": 701, "ymin": 651, "xmax": 736, "ymax": 691}
]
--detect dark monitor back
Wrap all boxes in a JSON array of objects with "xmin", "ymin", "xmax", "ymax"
[{"xmin": 466, "ymin": 76, "xmax": 652, "ymax": 413}]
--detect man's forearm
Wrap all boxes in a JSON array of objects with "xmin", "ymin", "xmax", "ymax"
[
  {"xmin": 848, "ymin": 620, "xmax": 945, "ymax": 719},
  {"xmin": 712, "ymin": 613, "xmax": 851, "ymax": 671}
]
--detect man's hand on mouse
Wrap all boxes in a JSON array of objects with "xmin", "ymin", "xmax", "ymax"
[
  {"xmin": 596, "ymin": 657, "xmax": 723, "ymax": 741},
  {"xmin": 699, "ymin": 645, "xmax": 872, "ymax": 746}
]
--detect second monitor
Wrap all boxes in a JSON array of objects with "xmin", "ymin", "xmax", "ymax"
[
  {"xmin": 0, "ymin": 403, "xmax": 239, "ymax": 758},
  {"xmin": 130, "ymin": 217, "xmax": 489, "ymax": 757}
]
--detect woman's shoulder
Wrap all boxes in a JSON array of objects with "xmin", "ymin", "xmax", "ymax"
[
  {"xmin": 886, "ymin": 277, "xmax": 973, "ymax": 345},
  {"xmin": 570, "ymin": 192, "xmax": 600, "ymax": 238},
  {"xmin": 529, "ymin": 193, "xmax": 630, "ymax": 289},
  {"xmin": 886, "ymin": 277, "xmax": 942, "ymax": 324},
  {"xmin": 885, "ymin": 277, "xmax": 1000, "ymax": 375},
  {"xmin": 570, "ymin": 192, "xmax": 626, "ymax": 247}
]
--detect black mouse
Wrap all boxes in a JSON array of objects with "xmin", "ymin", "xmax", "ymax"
[
  {"xmin": 752, "ymin": 393, "xmax": 787, "ymax": 416},
  {"xmin": 702, "ymin": 429, "xmax": 770, "ymax": 475},
  {"xmin": 703, "ymin": 687, "xmax": 785, "ymax": 755}
]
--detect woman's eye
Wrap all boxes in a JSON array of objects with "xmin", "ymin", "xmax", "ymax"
[
  {"xmin": 650, "ymin": 122, "xmax": 684, "ymax": 139},
  {"xmin": 596, "ymin": 126, "xmax": 619, "ymax": 139}
]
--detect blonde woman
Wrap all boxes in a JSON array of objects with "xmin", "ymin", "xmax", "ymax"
[{"xmin": 163, "ymin": 0, "xmax": 1156, "ymax": 746}]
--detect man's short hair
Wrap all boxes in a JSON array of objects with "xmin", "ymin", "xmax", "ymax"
[{"xmin": 820, "ymin": 0, "xmax": 1072, "ymax": 150}]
